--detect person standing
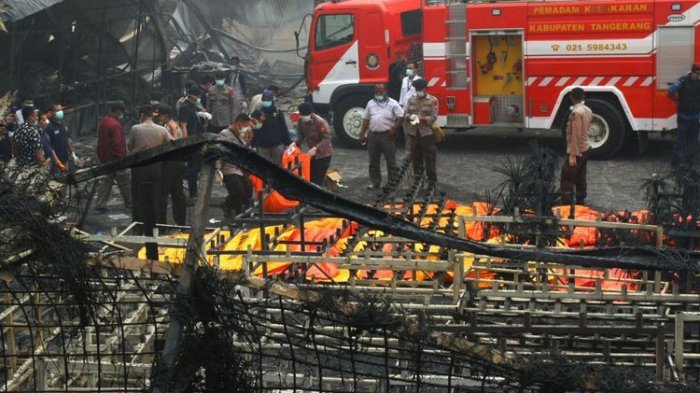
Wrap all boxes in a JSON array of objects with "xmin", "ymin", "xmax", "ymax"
[
  {"xmin": 251, "ymin": 90, "xmax": 291, "ymax": 164},
  {"xmin": 37, "ymin": 111, "xmax": 66, "ymax": 173},
  {"xmin": 12, "ymin": 107, "xmax": 45, "ymax": 167},
  {"xmin": 228, "ymin": 56, "xmax": 248, "ymax": 110},
  {"xmin": 560, "ymin": 87, "xmax": 592, "ymax": 206},
  {"xmin": 179, "ymin": 88, "xmax": 205, "ymax": 200},
  {"xmin": 399, "ymin": 62, "xmax": 421, "ymax": 109},
  {"xmin": 404, "ymin": 78, "xmax": 439, "ymax": 187},
  {"xmin": 14, "ymin": 94, "xmax": 34, "ymax": 126},
  {"xmin": 668, "ymin": 63, "xmax": 700, "ymax": 158},
  {"xmin": 127, "ymin": 105, "xmax": 173, "ymax": 228},
  {"xmin": 199, "ymin": 75, "xmax": 215, "ymax": 110},
  {"xmin": 95, "ymin": 101, "xmax": 132, "ymax": 213},
  {"xmin": 45, "ymin": 104, "xmax": 74, "ymax": 170},
  {"xmin": 207, "ymin": 71, "xmax": 237, "ymax": 133},
  {"xmin": 296, "ymin": 102, "xmax": 333, "ymax": 186},
  {"xmin": 219, "ymin": 113, "xmax": 254, "ymax": 221},
  {"xmin": 250, "ymin": 85, "xmax": 281, "ymax": 112},
  {"xmin": 399, "ymin": 62, "xmax": 422, "ymax": 157},
  {"xmin": 158, "ymin": 104, "xmax": 187, "ymax": 226},
  {"xmin": 359, "ymin": 84, "xmax": 404, "ymax": 190}
]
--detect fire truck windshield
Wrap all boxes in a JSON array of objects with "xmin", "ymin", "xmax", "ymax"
[{"xmin": 314, "ymin": 14, "xmax": 354, "ymax": 51}]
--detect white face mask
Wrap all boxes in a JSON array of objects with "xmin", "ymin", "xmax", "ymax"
[
  {"xmin": 239, "ymin": 126, "xmax": 251, "ymax": 135},
  {"xmin": 300, "ymin": 115, "xmax": 312, "ymax": 122},
  {"xmin": 416, "ymin": 91, "xmax": 426, "ymax": 98}
]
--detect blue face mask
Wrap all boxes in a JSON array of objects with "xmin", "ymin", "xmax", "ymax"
[
  {"xmin": 374, "ymin": 94, "xmax": 385, "ymax": 101},
  {"xmin": 54, "ymin": 111, "xmax": 64, "ymax": 121},
  {"xmin": 405, "ymin": 69, "xmax": 414, "ymax": 77},
  {"xmin": 215, "ymin": 79, "xmax": 225, "ymax": 87},
  {"xmin": 261, "ymin": 100, "xmax": 273, "ymax": 108}
]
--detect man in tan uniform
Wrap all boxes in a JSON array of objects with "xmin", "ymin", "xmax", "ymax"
[
  {"xmin": 560, "ymin": 87, "xmax": 593, "ymax": 205},
  {"xmin": 127, "ymin": 105, "xmax": 173, "ymax": 227},
  {"xmin": 404, "ymin": 78, "xmax": 439, "ymax": 187}
]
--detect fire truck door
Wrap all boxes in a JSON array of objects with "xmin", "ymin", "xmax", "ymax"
[
  {"xmin": 654, "ymin": 26, "xmax": 695, "ymax": 130},
  {"xmin": 310, "ymin": 13, "xmax": 360, "ymax": 104}
]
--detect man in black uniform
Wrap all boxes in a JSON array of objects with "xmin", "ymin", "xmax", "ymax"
[
  {"xmin": 668, "ymin": 63, "xmax": 700, "ymax": 160},
  {"xmin": 179, "ymin": 87, "xmax": 205, "ymax": 200}
]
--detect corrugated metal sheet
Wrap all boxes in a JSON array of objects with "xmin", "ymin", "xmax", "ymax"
[{"xmin": 6, "ymin": 0, "xmax": 64, "ymax": 21}]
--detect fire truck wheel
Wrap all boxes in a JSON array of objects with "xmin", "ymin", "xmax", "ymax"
[
  {"xmin": 334, "ymin": 95, "xmax": 370, "ymax": 147},
  {"xmin": 586, "ymin": 99, "xmax": 626, "ymax": 159}
]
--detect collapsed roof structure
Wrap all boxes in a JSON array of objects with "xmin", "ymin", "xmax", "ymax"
[{"xmin": 0, "ymin": 0, "xmax": 313, "ymax": 134}]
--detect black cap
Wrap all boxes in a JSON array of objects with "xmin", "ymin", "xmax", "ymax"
[
  {"xmin": 412, "ymin": 78, "xmax": 428, "ymax": 89},
  {"xmin": 298, "ymin": 102, "xmax": 314, "ymax": 115},
  {"xmin": 250, "ymin": 109, "xmax": 264, "ymax": 119},
  {"xmin": 187, "ymin": 87, "xmax": 202, "ymax": 97}
]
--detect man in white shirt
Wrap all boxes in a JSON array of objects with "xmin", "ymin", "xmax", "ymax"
[
  {"xmin": 398, "ymin": 62, "xmax": 422, "ymax": 155},
  {"xmin": 14, "ymin": 95, "xmax": 34, "ymax": 126},
  {"xmin": 359, "ymin": 84, "xmax": 404, "ymax": 190},
  {"xmin": 399, "ymin": 62, "xmax": 421, "ymax": 108}
]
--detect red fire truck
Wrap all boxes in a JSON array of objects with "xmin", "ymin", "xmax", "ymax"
[{"xmin": 304, "ymin": 0, "xmax": 700, "ymax": 158}]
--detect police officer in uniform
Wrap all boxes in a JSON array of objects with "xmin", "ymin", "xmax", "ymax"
[
  {"xmin": 404, "ymin": 78, "xmax": 439, "ymax": 187},
  {"xmin": 127, "ymin": 105, "xmax": 173, "ymax": 229}
]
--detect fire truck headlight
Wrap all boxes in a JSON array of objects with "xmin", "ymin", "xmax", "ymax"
[{"xmin": 366, "ymin": 53, "xmax": 380, "ymax": 70}]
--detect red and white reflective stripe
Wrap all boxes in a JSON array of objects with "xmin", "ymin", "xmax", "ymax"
[
  {"xmin": 417, "ymin": 77, "xmax": 469, "ymax": 88},
  {"xmin": 526, "ymin": 75, "xmax": 654, "ymax": 88}
]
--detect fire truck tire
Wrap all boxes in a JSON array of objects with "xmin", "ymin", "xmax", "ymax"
[
  {"xmin": 334, "ymin": 95, "xmax": 371, "ymax": 148},
  {"xmin": 585, "ymin": 99, "xmax": 626, "ymax": 159}
]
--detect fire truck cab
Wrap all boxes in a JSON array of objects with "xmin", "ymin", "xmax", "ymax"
[{"xmin": 306, "ymin": 0, "xmax": 699, "ymax": 158}]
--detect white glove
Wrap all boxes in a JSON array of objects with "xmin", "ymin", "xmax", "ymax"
[
  {"xmin": 285, "ymin": 143, "xmax": 297, "ymax": 156},
  {"xmin": 241, "ymin": 102, "xmax": 249, "ymax": 112},
  {"xmin": 71, "ymin": 152, "xmax": 79, "ymax": 165},
  {"xmin": 197, "ymin": 111, "xmax": 212, "ymax": 121},
  {"xmin": 409, "ymin": 114, "xmax": 420, "ymax": 126},
  {"xmin": 308, "ymin": 147, "xmax": 318, "ymax": 157}
]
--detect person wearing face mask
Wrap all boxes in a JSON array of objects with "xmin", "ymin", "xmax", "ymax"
[
  {"xmin": 13, "ymin": 107, "xmax": 46, "ymax": 168},
  {"xmin": 219, "ymin": 113, "xmax": 254, "ymax": 221},
  {"xmin": 250, "ymin": 109, "xmax": 265, "ymax": 133},
  {"xmin": 179, "ymin": 88, "xmax": 205, "ymax": 200},
  {"xmin": 295, "ymin": 102, "xmax": 333, "ymax": 186},
  {"xmin": 404, "ymin": 78, "xmax": 439, "ymax": 188},
  {"xmin": 45, "ymin": 103, "xmax": 75, "ymax": 170},
  {"xmin": 359, "ymin": 84, "xmax": 404, "ymax": 190},
  {"xmin": 250, "ymin": 85, "xmax": 281, "ymax": 112},
  {"xmin": 36, "ymin": 111, "xmax": 66, "ymax": 173},
  {"xmin": 251, "ymin": 90, "xmax": 291, "ymax": 164},
  {"xmin": 207, "ymin": 70, "xmax": 237, "ymax": 133},
  {"xmin": 399, "ymin": 62, "xmax": 422, "ymax": 157},
  {"xmin": 95, "ymin": 101, "xmax": 132, "ymax": 213},
  {"xmin": 668, "ymin": 63, "xmax": 700, "ymax": 160},
  {"xmin": 157, "ymin": 104, "xmax": 187, "ymax": 226}
]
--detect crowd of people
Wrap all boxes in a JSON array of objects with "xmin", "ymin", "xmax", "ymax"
[
  {"xmin": 8, "ymin": 58, "xmax": 695, "ymax": 229},
  {"xmin": 0, "ymin": 55, "xmax": 335, "ymax": 230},
  {"xmin": 1, "ymin": 95, "xmax": 78, "ymax": 173}
]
